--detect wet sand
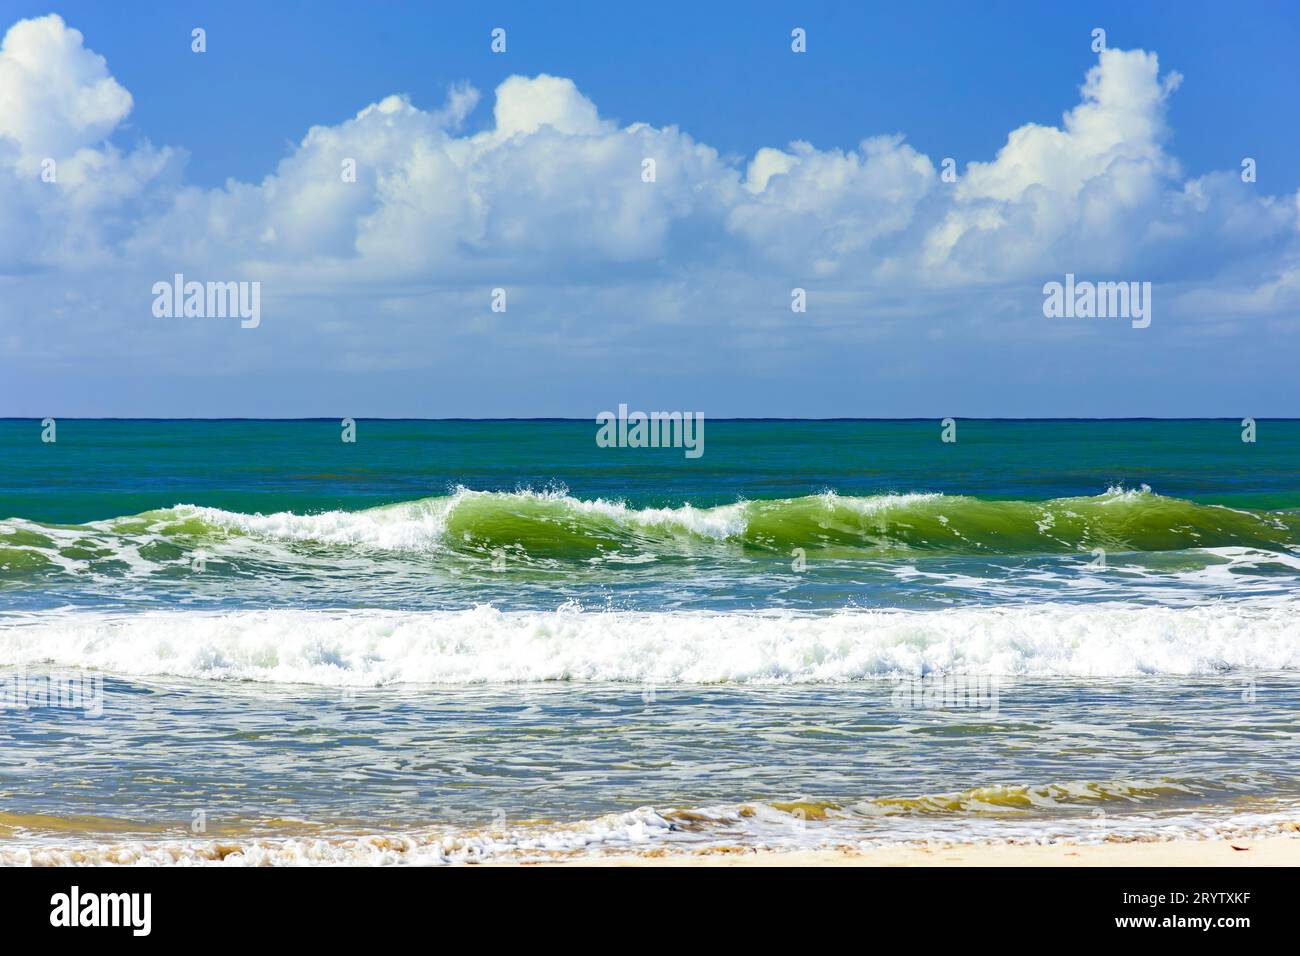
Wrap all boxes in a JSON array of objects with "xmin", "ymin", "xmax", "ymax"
[{"xmin": 505, "ymin": 835, "xmax": 1300, "ymax": 867}]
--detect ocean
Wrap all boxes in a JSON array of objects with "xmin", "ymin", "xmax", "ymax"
[{"xmin": 1, "ymin": 418, "xmax": 1298, "ymax": 864}]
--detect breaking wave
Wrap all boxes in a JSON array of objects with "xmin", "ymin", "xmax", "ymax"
[
  {"xmin": 1, "ymin": 601, "xmax": 1297, "ymax": 685},
  {"xmin": 3, "ymin": 486, "xmax": 1298, "ymax": 579}
]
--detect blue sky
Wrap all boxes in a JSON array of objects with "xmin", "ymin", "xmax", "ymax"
[
  {"xmin": 2, "ymin": 1, "xmax": 1299, "ymax": 416},
  {"xmin": 15, "ymin": 1, "xmax": 1300, "ymax": 193}
]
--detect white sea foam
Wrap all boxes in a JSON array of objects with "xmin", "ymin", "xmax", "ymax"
[
  {"xmin": 820, "ymin": 490, "xmax": 945, "ymax": 513},
  {"xmin": 1, "ymin": 602, "xmax": 1297, "ymax": 686},
  {"xmin": 4, "ymin": 801, "xmax": 1299, "ymax": 866},
  {"xmin": 177, "ymin": 497, "xmax": 460, "ymax": 551},
  {"xmin": 178, "ymin": 487, "xmax": 751, "ymax": 550}
]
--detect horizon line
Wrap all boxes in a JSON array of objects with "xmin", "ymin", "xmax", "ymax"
[{"xmin": 1, "ymin": 417, "xmax": 1293, "ymax": 423}]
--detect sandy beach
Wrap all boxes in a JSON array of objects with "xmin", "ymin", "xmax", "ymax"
[{"xmin": 506, "ymin": 836, "xmax": 1300, "ymax": 867}]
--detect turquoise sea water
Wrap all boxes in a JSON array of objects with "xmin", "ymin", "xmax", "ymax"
[{"xmin": 1, "ymin": 419, "xmax": 1298, "ymax": 863}]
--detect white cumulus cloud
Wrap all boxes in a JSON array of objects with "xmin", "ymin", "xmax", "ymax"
[{"xmin": 0, "ymin": 12, "xmax": 1297, "ymax": 415}]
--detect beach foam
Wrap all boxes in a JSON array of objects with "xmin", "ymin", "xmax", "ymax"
[
  {"xmin": 4, "ymin": 796, "xmax": 1299, "ymax": 866},
  {"xmin": 1, "ymin": 601, "xmax": 1296, "ymax": 685}
]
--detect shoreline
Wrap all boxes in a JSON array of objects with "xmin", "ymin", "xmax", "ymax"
[
  {"xmin": 3, "ymin": 832, "xmax": 1298, "ymax": 866},
  {"xmin": 501, "ymin": 836, "xmax": 1300, "ymax": 867}
]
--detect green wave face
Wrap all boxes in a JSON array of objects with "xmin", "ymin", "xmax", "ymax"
[
  {"xmin": 395, "ymin": 487, "xmax": 1298, "ymax": 559},
  {"xmin": 2, "ymin": 488, "xmax": 1299, "ymax": 579},
  {"xmin": 740, "ymin": 490, "xmax": 1300, "ymax": 556}
]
